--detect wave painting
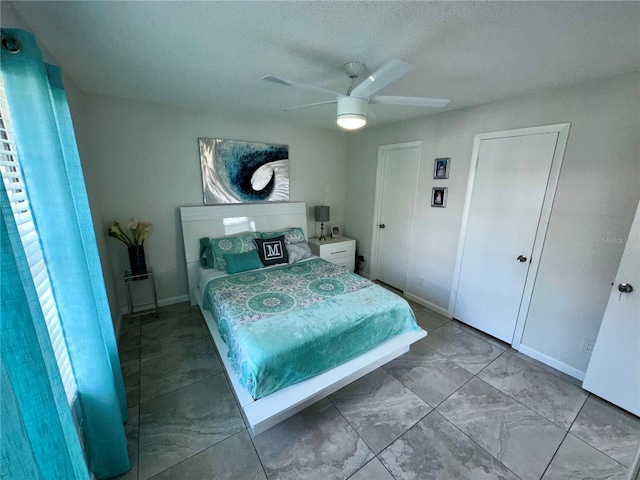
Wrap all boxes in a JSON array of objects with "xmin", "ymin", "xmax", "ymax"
[{"xmin": 199, "ymin": 138, "xmax": 290, "ymax": 204}]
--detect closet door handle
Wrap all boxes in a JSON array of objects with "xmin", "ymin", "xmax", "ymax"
[
  {"xmin": 379, "ymin": 224, "xmax": 386, "ymax": 229},
  {"xmin": 517, "ymin": 255, "xmax": 527, "ymax": 263}
]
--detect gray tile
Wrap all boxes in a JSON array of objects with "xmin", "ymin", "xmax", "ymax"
[
  {"xmin": 141, "ymin": 313, "xmax": 209, "ymax": 356},
  {"xmin": 115, "ymin": 405, "xmax": 140, "ymax": 480},
  {"xmin": 330, "ymin": 369, "xmax": 431, "ymax": 454},
  {"xmin": 383, "ymin": 342, "xmax": 473, "ymax": 407},
  {"xmin": 478, "ymin": 351, "xmax": 588, "ymax": 429},
  {"xmin": 438, "ymin": 377, "xmax": 565, "ymax": 480},
  {"xmin": 379, "ymin": 411, "xmax": 520, "ymax": 480},
  {"xmin": 449, "ymin": 320, "xmax": 509, "ymax": 351},
  {"xmin": 140, "ymin": 337, "xmax": 222, "ymax": 402},
  {"xmin": 138, "ymin": 374, "xmax": 245, "ymax": 480},
  {"xmin": 413, "ymin": 305, "xmax": 449, "ymax": 323},
  {"xmin": 413, "ymin": 308, "xmax": 449, "ymax": 332},
  {"xmin": 510, "ymin": 349, "xmax": 582, "ymax": 387},
  {"xmin": 252, "ymin": 397, "xmax": 373, "ymax": 480},
  {"xmin": 121, "ymin": 358, "xmax": 140, "ymax": 407},
  {"xmin": 149, "ymin": 430, "xmax": 266, "ymax": 480},
  {"xmin": 120, "ymin": 314, "xmax": 141, "ymax": 334},
  {"xmin": 570, "ymin": 395, "xmax": 640, "ymax": 467},
  {"xmin": 119, "ymin": 327, "xmax": 141, "ymax": 364},
  {"xmin": 140, "ymin": 302, "xmax": 199, "ymax": 326},
  {"xmin": 420, "ymin": 323, "xmax": 504, "ymax": 374},
  {"xmin": 542, "ymin": 434, "xmax": 627, "ymax": 480},
  {"xmin": 348, "ymin": 458, "xmax": 394, "ymax": 480}
]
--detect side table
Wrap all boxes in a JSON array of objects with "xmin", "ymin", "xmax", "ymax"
[
  {"xmin": 308, "ymin": 236, "xmax": 356, "ymax": 271},
  {"xmin": 124, "ymin": 268, "xmax": 159, "ymax": 317}
]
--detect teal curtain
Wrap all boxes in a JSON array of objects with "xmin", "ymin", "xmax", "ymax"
[
  {"xmin": 1, "ymin": 28, "xmax": 129, "ymax": 479},
  {"xmin": 1, "ymin": 185, "xmax": 89, "ymax": 480}
]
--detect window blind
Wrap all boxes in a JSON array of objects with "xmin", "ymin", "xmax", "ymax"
[{"xmin": 0, "ymin": 76, "xmax": 77, "ymax": 405}]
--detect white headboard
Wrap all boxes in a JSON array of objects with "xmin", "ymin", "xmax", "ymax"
[{"xmin": 180, "ymin": 202, "xmax": 308, "ymax": 304}]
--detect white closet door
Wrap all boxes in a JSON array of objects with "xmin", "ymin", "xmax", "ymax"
[
  {"xmin": 454, "ymin": 133, "xmax": 558, "ymax": 343},
  {"xmin": 374, "ymin": 142, "xmax": 421, "ymax": 291}
]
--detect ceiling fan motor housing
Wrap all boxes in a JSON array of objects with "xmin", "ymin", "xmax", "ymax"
[{"xmin": 337, "ymin": 97, "xmax": 368, "ymax": 129}]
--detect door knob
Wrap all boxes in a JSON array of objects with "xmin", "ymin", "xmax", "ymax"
[
  {"xmin": 517, "ymin": 255, "xmax": 527, "ymax": 263},
  {"xmin": 379, "ymin": 224, "xmax": 386, "ymax": 229},
  {"xmin": 618, "ymin": 283, "xmax": 634, "ymax": 294}
]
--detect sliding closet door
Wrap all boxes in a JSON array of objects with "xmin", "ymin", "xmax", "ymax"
[{"xmin": 453, "ymin": 131, "xmax": 560, "ymax": 343}]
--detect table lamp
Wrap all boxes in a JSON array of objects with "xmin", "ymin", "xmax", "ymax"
[{"xmin": 315, "ymin": 205, "xmax": 330, "ymax": 241}]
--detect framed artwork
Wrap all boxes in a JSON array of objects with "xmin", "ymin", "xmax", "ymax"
[
  {"xmin": 199, "ymin": 137, "xmax": 290, "ymax": 204},
  {"xmin": 331, "ymin": 226, "xmax": 341, "ymax": 238},
  {"xmin": 431, "ymin": 187, "xmax": 448, "ymax": 208},
  {"xmin": 433, "ymin": 157, "xmax": 450, "ymax": 179}
]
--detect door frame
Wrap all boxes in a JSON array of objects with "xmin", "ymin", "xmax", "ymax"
[
  {"xmin": 370, "ymin": 141, "xmax": 423, "ymax": 290},
  {"xmin": 449, "ymin": 124, "xmax": 570, "ymax": 348}
]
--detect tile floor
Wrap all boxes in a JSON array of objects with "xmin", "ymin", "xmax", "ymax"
[{"xmin": 116, "ymin": 300, "xmax": 639, "ymax": 480}]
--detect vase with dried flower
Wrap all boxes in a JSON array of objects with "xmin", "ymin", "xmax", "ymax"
[{"xmin": 108, "ymin": 219, "xmax": 152, "ymax": 278}]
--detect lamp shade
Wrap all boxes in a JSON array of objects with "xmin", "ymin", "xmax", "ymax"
[{"xmin": 314, "ymin": 205, "xmax": 330, "ymax": 222}]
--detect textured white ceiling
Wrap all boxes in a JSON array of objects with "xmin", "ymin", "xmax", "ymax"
[{"xmin": 8, "ymin": 1, "xmax": 640, "ymax": 130}]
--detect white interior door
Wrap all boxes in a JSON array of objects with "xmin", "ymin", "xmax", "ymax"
[
  {"xmin": 374, "ymin": 142, "xmax": 421, "ymax": 291},
  {"xmin": 582, "ymin": 202, "xmax": 640, "ymax": 415},
  {"xmin": 454, "ymin": 132, "xmax": 559, "ymax": 343}
]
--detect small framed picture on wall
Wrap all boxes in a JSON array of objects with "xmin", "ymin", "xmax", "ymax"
[
  {"xmin": 433, "ymin": 157, "xmax": 450, "ymax": 179},
  {"xmin": 431, "ymin": 187, "xmax": 448, "ymax": 208},
  {"xmin": 331, "ymin": 226, "xmax": 341, "ymax": 238}
]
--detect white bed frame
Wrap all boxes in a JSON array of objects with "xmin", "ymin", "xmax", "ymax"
[{"xmin": 180, "ymin": 202, "xmax": 426, "ymax": 435}]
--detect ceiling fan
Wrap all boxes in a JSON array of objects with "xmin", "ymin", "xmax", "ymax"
[{"xmin": 262, "ymin": 59, "xmax": 450, "ymax": 130}]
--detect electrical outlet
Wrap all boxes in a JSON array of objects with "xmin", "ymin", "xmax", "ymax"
[
  {"xmin": 583, "ymin": 338, "xmax": 596, "ymax": 353},
  {"xmin": 419, "ymin": 276, "xmax": 425, "ymax": 287}
]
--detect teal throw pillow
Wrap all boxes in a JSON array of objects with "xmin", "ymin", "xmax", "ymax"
[
  {"xmin": 199, "ymin": 237, "xmax": 215, "ymax": 269},
  {"xmin": 224, "ymin": 250, "xmax": 264, "ymax": 274},
  {"xmin": 210, "ymin": 232, "xmax": 259, "ymax": 271}
]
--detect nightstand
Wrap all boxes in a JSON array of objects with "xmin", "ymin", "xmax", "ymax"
[
  {"xmin": 308, "ymin": 236, "xmax": 356, "ymax": 271},
  {"xmin": 124, "ymin": 268, "xmax": 159, "ymax": 317}
]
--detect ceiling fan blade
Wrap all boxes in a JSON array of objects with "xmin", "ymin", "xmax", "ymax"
[
  {"xmin": 370, "ymin": 95, "xmax": 450, "ymax": 108},
  {"xmin": 284, "ymin": 100, "xmax": 338, "ymax": 111},
  {"xmin": 350, "ymin": 59, "xmax": 415, "ymax": 99},
  {"xmin": 262, "ymin": 75, "xmax": 342, "ymax": 98}
]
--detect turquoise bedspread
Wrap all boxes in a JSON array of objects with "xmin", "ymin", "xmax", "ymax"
[{"xmin": 203, "ymin": 258, "xmax": 421, "ymax": 399}]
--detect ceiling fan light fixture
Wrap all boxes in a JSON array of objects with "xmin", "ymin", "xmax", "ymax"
[
  {"xmin": 337, "ymin": 114, "xmax": 367, "ymax": 130},
  {"xmin": 337, "ymin": 97, "xmax": 367, "ymax": 130}
]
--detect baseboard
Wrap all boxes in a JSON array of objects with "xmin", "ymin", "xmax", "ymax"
[
  {"xmin": 403, "ymin": 292, "xmax": 451, "ymax": 318},
  {"xmin": 158, "ymin": 295, "xmax": 189, "ymax": 307},
  {"xmin": 516, "ymin": 344, "xmax": 586, "ymax": 381},
  {"xmin": 119, "ymin": 294, "xmax": 190, "ymax": 316}
]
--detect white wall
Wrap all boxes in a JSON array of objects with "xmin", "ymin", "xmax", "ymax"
[
  {"xmin": 80, "ymin": 94, "xmax": 348, "ymax": 315},
  {"xmin": 345, "ymin": 73, "xmax": 640, "ymax": 375}
]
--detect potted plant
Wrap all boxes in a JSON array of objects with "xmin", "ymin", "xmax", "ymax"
[{"xmin": 108, "ymin": 219, "xmax": 152, "ymax": 277}]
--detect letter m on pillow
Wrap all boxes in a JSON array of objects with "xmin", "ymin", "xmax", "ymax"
[
  {"xmin": 264, "ymin": 241, "xmax": 283, "ymax": 260},
  {"xmin": 255, "ymin": 235, "xmax": 288, "ymax": 266}
]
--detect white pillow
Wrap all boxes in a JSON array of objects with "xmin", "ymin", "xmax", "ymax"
[{"xmin": 286, "ymin": 241, "xmax": 313, "ymax": 264}]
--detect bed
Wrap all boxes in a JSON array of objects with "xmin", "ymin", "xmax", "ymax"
[{"xmin": 180, "ymin": 202, "xmax": 426, "ymax": 435}]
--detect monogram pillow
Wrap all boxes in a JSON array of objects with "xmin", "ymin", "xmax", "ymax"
[
  {"xmin": 210, "ymin": 232, "xmax": 259, "ymax": 271},
  {"xmin": 254, "ymin": 235, "xmax": 289, "ymax": 267}
]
